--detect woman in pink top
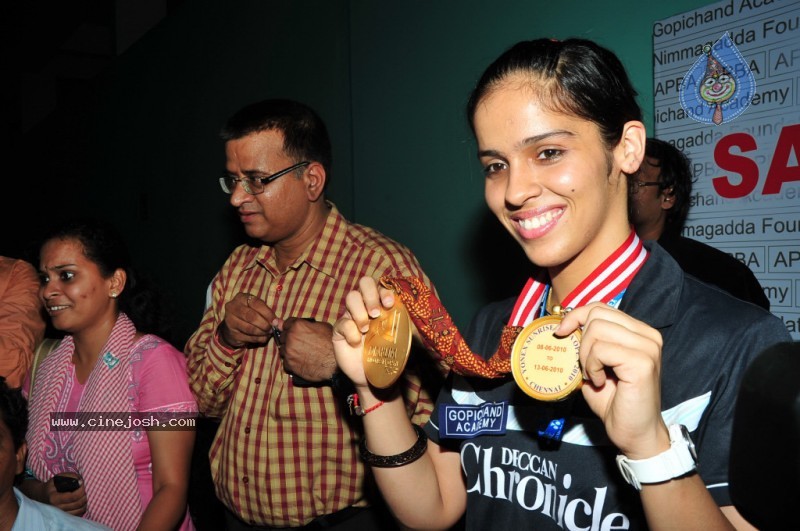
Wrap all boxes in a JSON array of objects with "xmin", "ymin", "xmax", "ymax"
[{"xmin": 21, "ymin": 219, "xmax": 197, "ymax": 531}]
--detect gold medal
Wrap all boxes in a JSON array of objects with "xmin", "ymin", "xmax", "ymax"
[
  {"xmin": 363, "ymin": 299, "xmax": 413, "ymax": 388},
  {"xmin": 511, "ymin": 307, "xmax": 583, "ymax": 402}
]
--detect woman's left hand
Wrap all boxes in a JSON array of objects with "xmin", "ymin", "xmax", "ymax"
[
  {"xmin": 557, "ymin": 303, "xmax": 670, "ymax": 459},
  {"xmin": 333, "ymin": 276, "xmax": 398, "ymax": 390},
  {"xmin": 46, "ymin": 473, "xmax": 87, "ymax": 515}
]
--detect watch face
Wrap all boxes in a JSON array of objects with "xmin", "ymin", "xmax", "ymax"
[{"xmin": 679, "ymin": 424, "xmax": 698, "ymax": 461}]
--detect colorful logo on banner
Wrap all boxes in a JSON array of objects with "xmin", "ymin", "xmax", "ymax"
[{"xmin": 679, "ymin": 32, "xmax": 756, "ymax": 126}]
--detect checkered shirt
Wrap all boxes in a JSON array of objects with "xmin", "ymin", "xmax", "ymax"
[{"xmin": 186, "ymin": 204, "xmax": 437, "ymax": 527}]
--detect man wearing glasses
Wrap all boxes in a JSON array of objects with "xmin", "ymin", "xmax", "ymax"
[
  {"xmin": 629, "ymin": 137, "xmax": 769, "ymax": 309},
  {"xmin": 186, "ymin": 99, "xmax": 440, "ymax": 530}
]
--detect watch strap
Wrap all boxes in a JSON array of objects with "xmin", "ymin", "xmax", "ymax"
[{"xmin": 616, "ymin": 424, "xmax": 697, "ymax": 490}]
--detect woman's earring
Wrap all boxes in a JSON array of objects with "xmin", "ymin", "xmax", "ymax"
[{"xmin": 110, "ymin": 292, "xmax": 118, "ymax": 298}]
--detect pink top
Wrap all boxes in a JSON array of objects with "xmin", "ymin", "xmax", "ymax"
[{"xmin": 37, "ymin": 336, "xmax": 196, "ymax": 530}]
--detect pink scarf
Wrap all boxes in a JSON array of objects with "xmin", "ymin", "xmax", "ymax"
[{"xmin": 27, "ymin": 313, "xmax": 143, "ymax": 530}]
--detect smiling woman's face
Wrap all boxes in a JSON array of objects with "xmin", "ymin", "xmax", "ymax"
[
  {"xmin": 475, "ymin": 78, "xmax": 631, "ymax": 281},
  {"xmin": 39, "ymin": 238, "xmax": 118, "ymax": 335}
]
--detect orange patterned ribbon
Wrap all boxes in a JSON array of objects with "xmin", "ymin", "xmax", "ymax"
[{"xmin": 380, "ymin": 276, "xmax": 518, "ymax": 379}]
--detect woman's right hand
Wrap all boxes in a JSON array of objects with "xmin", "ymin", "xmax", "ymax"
[
  {"xmin": 333, "ymin": 277, "xmax": 398, "ymax": 389},
  {"xmin": 45, "ymin": 472, "xmax": 88, "ymax": 516}
]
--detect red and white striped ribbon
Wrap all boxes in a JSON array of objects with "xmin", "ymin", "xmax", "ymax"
[{"xmin": 508, "ymin": 231, "xmax": 648, "ymax": 327}]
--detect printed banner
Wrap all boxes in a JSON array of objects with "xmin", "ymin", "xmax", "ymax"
[{"xmin": 653, "ymin": 0, "xmax": 800, "ymax": 339}]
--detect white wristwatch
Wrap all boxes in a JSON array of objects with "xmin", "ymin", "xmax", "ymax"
[{"xmin": 616, "ymin": 424, "xmax": 698, "ymax": 490}]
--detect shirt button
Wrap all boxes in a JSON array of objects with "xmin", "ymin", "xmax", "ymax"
[
  {"xmin": 254, "ymin": 377, "xmax": 261, "ymax": 384},
  {"xmin": 242, "ymin": 476, "xmax": 249, "ymax": 484},
  {"xmin": 276, "ymin": 284, "xmax": 283, "ymax": 292},
  {"xmin": 224, "ymin": 362, "xmax": 232, "ymax": 368},
  {"xmin": 244, "ymin": 426, "xmax": 251, "ymax": 434}
]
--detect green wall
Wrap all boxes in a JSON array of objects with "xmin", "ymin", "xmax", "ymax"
[
  {"xmin": 84, "ymin": 0, "xmax": 355, "ymax": 342},
  {"xmin": 80, "ymin": 0, "xmax": 712, "ymax": 342}
]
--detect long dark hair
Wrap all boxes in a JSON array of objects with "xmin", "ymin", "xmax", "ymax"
[
  {"xmin": 40, "ymin": 218, "xmax": 174, "ymax": 341},
  {"xmin": 467, "ymin": 38, "xmax": 642, "ymax": 150}
]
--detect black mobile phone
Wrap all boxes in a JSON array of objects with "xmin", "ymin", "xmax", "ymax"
[
  {"xmin": 53, "ymin": 474, "xmax": 81, "ymax": 493},
  {"xmin": 271, "ymin": 326, "xmax": 283, "ymax": 347}
]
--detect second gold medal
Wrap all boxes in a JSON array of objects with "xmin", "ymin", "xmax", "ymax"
[{"xmin": 363, "ymin": 300, "xmax": 413, "ymax": 388}]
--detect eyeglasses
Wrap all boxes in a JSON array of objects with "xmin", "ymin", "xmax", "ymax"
[
  {"xmin": 219, "ymin": 161, "xmax": 310, "ymax": 195},
  {"xmin": 629, "ymin": 180, "xmax": 662, "ymax": 194}
]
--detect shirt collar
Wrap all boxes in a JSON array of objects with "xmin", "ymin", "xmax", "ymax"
[
  {"xmin": 497, "ymin": 241, "xmax": 679, "ymax": 331},
  {"xmin": 12, "ymin": 486, "xmax": 23, "ymax": 512},
  {"xmin": 618, "ymin": 240, "xmax": 680, "ymax": 330},
  {"xmin": 245, "ymin": 201, "xmax": 345, "ymax": 279}
]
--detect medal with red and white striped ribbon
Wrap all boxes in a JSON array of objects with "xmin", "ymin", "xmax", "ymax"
[{"xmin": 510, "ymin": 230, "xmax": 648, "ymax": 401}]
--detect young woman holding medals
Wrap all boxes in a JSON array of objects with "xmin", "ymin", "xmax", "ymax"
[{"xmin": 333, "ymin": 38, "xmax": 790, "ymax": 530}]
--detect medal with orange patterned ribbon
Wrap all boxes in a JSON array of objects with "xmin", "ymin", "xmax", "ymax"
[
  {"xmin": 363, "ymin": 299, "xmax": 413, "ymax": 388},
  {"xmin": 375, "ymin": 231, "xmax": 647, "ymax": 402}
]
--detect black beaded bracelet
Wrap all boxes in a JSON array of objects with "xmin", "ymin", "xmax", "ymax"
[{"xmin": 359, "ymin": 424, "xmax": 428, "ymax": 468}]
